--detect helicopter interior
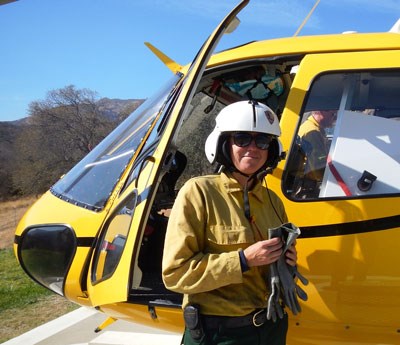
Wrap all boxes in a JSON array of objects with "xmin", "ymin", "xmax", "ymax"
[{"xmin": 128, "ymin": 58, "xmax": 301, "ymax": 306}]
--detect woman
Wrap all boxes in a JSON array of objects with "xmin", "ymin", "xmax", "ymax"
[{"xmin": 162, "ymin": 100, "xmax": 298, "ymax": 345}]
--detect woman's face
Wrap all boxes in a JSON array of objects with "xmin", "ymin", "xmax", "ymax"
[{"xmin": 229, "ymin": 132, "xmax": 269, "ymax": 176}]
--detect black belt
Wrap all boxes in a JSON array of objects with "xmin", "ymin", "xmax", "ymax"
[{"xmin": 202, "ymin": 309, "xmax": 268, "ymax": 329}]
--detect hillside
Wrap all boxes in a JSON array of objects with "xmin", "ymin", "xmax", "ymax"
[
  {"xmin": 96, "ymin": 97, "xmax": 145, "ymax": 120},
  {"xmin": 0, "ymin": 97, "xmax": 145, "ymax": 200}
]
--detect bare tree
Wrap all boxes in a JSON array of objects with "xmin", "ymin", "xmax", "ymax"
[{"xmin": 13, "ymin": 85, "xmax": 116, "ymax": 195}]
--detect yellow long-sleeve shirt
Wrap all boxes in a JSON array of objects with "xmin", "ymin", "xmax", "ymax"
[{"xmin": 162, "ymin": 171, "xmax": 287, "ymax": 316}]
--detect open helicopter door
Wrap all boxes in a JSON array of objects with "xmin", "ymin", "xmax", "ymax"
[
  {"xmin": 279, "ymin": 49, "xmax": 400, "ymax": 343},
  {"xmin": 85, "ymin": 0, "xmax": 249, "ymax": 308}
]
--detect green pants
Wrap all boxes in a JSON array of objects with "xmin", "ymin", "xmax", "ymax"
[{"xmin": 182, "ymin": 314, "xmax": 288, "ymax": 345}]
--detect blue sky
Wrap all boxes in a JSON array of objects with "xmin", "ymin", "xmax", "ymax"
[{"xmin": 1, "ymin": 0, "xmax": 400, "ymax": 121}]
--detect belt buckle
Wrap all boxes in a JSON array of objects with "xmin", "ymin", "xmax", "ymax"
[{"xmin": 252, "ymin": 309, "xmax": 265, "ymax": 327}]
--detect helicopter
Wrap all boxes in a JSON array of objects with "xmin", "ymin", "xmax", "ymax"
[{"xmin": 13, "ymin": 0, "xmax": 400, "ymax": 343}]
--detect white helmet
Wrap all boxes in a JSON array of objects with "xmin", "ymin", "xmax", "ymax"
[{"xmin": 205, "ymin": 100, "xmax": 283, "ymax": 172}]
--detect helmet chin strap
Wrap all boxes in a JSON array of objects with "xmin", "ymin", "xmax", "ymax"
[
  {"xmin": 236, "ymin": 169, "xmax": 269, "ymax": 221},
  {"xmin": 243, "ymin": 180, "xmax": 251, "ymax": 220}
]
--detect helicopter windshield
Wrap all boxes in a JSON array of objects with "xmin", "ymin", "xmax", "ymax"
[{"xmin": 51, "ymin": 74, "xmax": 181, "ymax": 211}]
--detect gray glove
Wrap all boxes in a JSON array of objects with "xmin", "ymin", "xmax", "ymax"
[
  {"xmin": 268, "ymin": 223, "xmax": 309, "ymax": 317},
  {"xmin": 279, "ymin": 223, "xmax": 300, "ymax": 253},
  {"xmin": 266, "ymin": 262, "xmax": 284, "ymax": 322},
  {"xmin": 266, "ymin": 226, "xmax": 284, "ymax": 322},
  {"xmin": 277, "ymin": 223, "xmax": 308, "ymax": 313},
  {"xmin": 289, "ymin": 264, "xmax": 309, "ymax": 296},
  {"xmin": 277, "ymin": 255, "xmax": 303, "ymax": 314},
  {"xmin": 278, "ymin": 223, "xmax": 309, "ymax": 287}
]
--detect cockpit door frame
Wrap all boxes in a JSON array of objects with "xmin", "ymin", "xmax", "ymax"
[{"xmin": 85, "ymin": 0, "xmax": 250, "ymax": 307}]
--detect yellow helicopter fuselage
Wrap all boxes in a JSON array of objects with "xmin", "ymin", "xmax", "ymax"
[{"xmin": 14, "ymin": 1, "xmax": 400, "ymax": 343}]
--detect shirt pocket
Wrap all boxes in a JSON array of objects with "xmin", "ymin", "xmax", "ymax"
[{"xmin": 207, "ymin": 225, "xmax": 255, "ymax": 246}]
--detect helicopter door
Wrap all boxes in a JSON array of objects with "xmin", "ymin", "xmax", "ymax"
[
  {"xmin": 278, "ymin": 49, "xmax": 400, "ymax": 338},
  {"xmin": 85, "ymin": 0, "xmax": 250, "ymax": 308}
]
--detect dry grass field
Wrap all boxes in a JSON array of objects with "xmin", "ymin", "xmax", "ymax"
[
  {"xmin": 0, "ymin": 197, "xmax": 37, "ymax": 249},
  {"xmin": 0, "ymin": 197, "xmax": 78, "ymax": 343}
]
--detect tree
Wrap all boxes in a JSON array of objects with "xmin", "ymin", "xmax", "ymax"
[
  {"xmin": 0, "ymin": 122, "xmax": 22, "ymax": 199},
  {"xmin": 13, "ymin": 85, "xmax": 117, "ymax": 195}
]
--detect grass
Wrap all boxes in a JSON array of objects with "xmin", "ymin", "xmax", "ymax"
[
  {"xmin": 0, "ymin": 248, "xmax": 51, "ymax": 312},
  {"xmin": 0, "ymin": 198, "xmax": 78, "ymax": 343}
]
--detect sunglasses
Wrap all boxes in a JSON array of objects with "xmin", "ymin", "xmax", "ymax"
[{"xmin": 231, "ymin": 132, "xmax": 273, "ymax": 150}]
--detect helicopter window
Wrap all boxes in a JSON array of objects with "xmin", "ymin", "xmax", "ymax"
[
  {"xmin": 91, "ymin": 191, "xmax": 137, "ymax": 283},
  {"xmin": 50, "ymin": 74, "xmax": 181, "ymax": 211},
  {"xmin": 284, "ymin": 70, "xmax": 400, "ymax": 200},
  {"xmin": 224, "ymin": 65, "xmax": 284, "ymax": 102},
  {"xmin": 120, "ymin": 77, "xmax": 185, "ymax": 194},
  {"xmin": 201, "ymin": 64, "xmax": 289, "ymax": 118}
]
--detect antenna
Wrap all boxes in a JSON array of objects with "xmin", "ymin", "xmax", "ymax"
[{"xmin": 293, "ymin": 0, "xmax": 321, "ymax": 37}]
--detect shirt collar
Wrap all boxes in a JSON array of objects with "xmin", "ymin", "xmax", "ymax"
[{"xmin": 221, "ymin": 171, "xmax": 265, "ymax": 202}]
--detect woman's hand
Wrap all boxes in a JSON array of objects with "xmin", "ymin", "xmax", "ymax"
[{"xmin": 243, "ymin": 237, "xmax": 282, "ymax": 267}]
